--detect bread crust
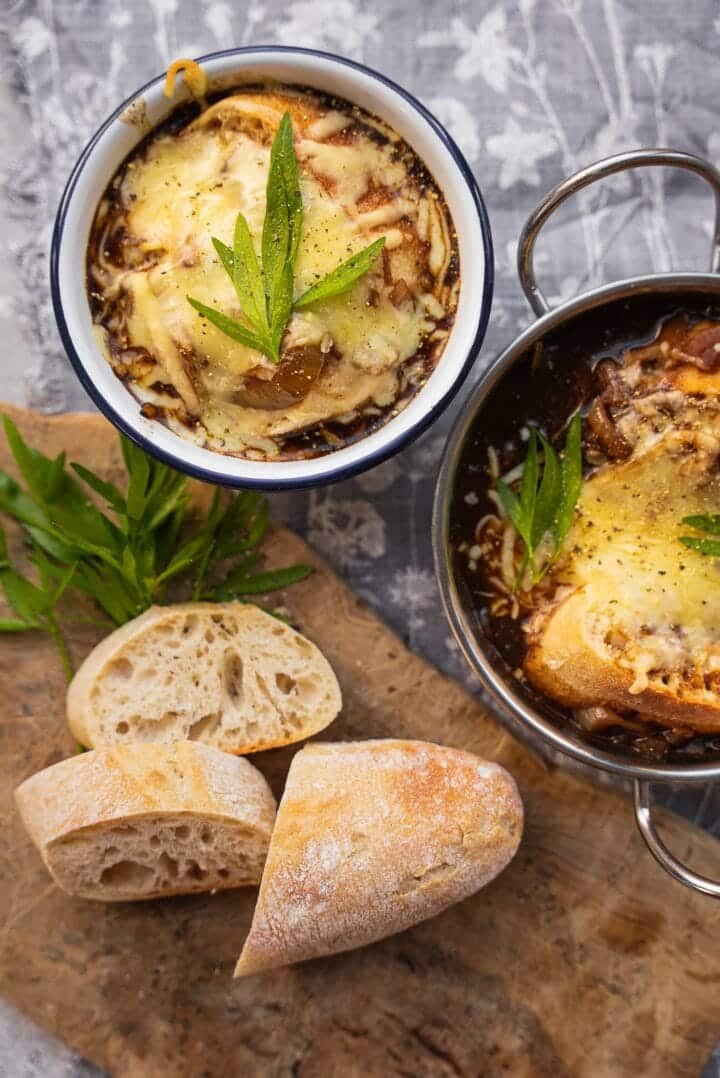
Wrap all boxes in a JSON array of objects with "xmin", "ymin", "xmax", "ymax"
[
  {"xmin": 15, "ymin": 742, "xmax": 277, "ymax": 901},
  {"xmin": 525, "ymin": 590, "xmax": 720, "ymax": 731},
  {"xmin": 235, "ymin": 739, "xmax": 523, "ymax": 976},
  {"xmin": 66, "ymin": 602, "xmax": 342, "ymax": 753}
]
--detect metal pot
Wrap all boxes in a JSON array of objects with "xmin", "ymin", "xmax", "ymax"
[{"xmin": 432, "ymin": 148, "xmax": 720, "ymax": 897}]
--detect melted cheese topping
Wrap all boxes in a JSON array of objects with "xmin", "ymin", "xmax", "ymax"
[
  {"xmin": 563, "ymin": 433, "xmax": 720, "ymax": 692},
  {"xmin": 89, "ymin": 88, "xmax": 457, "ymax": 458}
]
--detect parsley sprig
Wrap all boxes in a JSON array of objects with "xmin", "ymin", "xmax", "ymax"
[
  {"xmin": 187, "ymin": 111, "xmax": 386, "ymax": 364},
  {"xmin": 495, "ymin": 414, "xmax": 583, "ymax": 588},
  {"xmin": 679, "ymin": 515, "xmax": 720, "ymax": 557},
  {"xmin": 0, "ymin": 416, "xmax": 312, "ymax": 679}
]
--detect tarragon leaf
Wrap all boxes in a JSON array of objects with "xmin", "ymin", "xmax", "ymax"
[
  {"xmin": 212, "ymin": 237, "xmax": 235, "ymax": 279},
  {"xmin": 680, "ymin": 536, "xmax": 720, "ymax": 557},
  {"xmin": 211, "ymin": 493, "xmax": 264, "ymax": 564},
  {"xmin": 495, "ymin": 415, "xmax": 584, "ymax": 589},
  {"xmin": 277, "ymin": 111, "xmax": 303, "ymax": 266},
  {"xmin": 261, "ymin": 129, "xmax": 292, "ymax": 357},
  {"xmin": 124, "ymin": 443, "xmax": 150, "ymax": 521},
  {"xmin": 0, "ymin": 416, "xmax": 317, "ymax": 674},
  {"xmin": 45, "ymin": 452, "xmax": 67, "ymax": 501},
  {"xmin": 0, "ymin": 568, "xmax": 45, "ymax": 623},
  {"xmin": 554, "ymin": 413, "xmax": 583, "ymax": 548},
  {"xmin": 2, "ymin": 416, "xmax": 47, "ymax": 503},
  {"xmin": 681, "ymin": 514, "xmax": 720, "ymax": 536},
  {"xmin": 209, "ymin": 552, "xmax": 263, "ymax": 600},
  {"xmin": 495, "ymin": 480, "xmax": 526, "ymax": 538},
  {"xmin": 532, "ymin": 434, "xmax": 561, "ymax": 549},
  {"xmin": 186, "ymin": 111, "xmax": 383, "ymax": 363},
  {"xmin": 518, "ymin": 429, "xmax": 538, "ymax": 536},
  {"xmin": 214, "ymin": 564, "xmax": 313, "ymax": 598},
  {"xmin": 231, "ymin": 214, "xmax": 270, "ymax": 334},
  {"xmin": 71, "ymin": 463, "xmax": 126, "ymax": 514},
  {"xmin": 187, "ymin": 297, "xmax": 267, "ymax": 353},
  {"xmin": 0, "ymin": 617, "xmax": 35, "ymax": 632},
  {"xmin": 294, "ymin": 237, "xmax": 386, "ymax": 309},
  {"xmin": 270, "ymin": 261, "xmax": 294, "ymax": 353}
]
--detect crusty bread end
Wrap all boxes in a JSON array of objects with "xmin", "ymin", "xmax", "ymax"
[
  {"xmin": 235, "ymin": 739, "xmax": 523, "ymax": 976},
  {"xmin": 525, "ymin": 590, "xmax": 720, "ymax": 731},
  {"xmin": 66, "ymin": 602, "xmax": 341, "ymax": 753},
  {"xmin": 15, "ymin": 742, "xmax": 277, "ymax": 901}
]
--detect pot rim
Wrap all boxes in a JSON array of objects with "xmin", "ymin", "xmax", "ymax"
[{"xmin": 432, "ymin": 270, "xmax": 720, "ymax": 784}]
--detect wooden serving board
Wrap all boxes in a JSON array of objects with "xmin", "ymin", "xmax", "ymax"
[{"xmin": 0, "ymin": 405, "xmax": 719, "ymax": 1078}]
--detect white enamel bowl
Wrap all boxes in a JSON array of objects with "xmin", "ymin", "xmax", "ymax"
[{"xmin": 51, "ymin": 46, "xmax": 493, "ymax": 489}]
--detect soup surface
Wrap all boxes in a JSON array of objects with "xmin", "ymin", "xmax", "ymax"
[
  {"xmin": 87, "ymin": 83, "xmax": 459, "ymax": 460},
  {"xmin": 452, "ymin": 294, "xmax": 720, "ymax": 764}
]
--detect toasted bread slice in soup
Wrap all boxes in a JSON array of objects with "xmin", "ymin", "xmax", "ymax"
[
  {"xmin": 15, "ymin": 742, "xmax": 277, "ymax": 901},
  {"xmin": 525, "ymin": 434, "xmax": 720, "ymax": 732},
  {"xmin": 235, "ymin": 739, "xmax": 523, "ymax": 976},
  {"xmin": 67, "ymin": 602, "xmax": 342, "ymax": 753}
]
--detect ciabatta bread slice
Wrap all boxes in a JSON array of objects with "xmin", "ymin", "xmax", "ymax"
[
  {"xmin": 235, "ymin": 739, "xmax": 522, "ymax": 976},
  {"xmin": 67, "ymin": 602, "xmax": 341, "ymax": 753},
  {"xmin": 525, "ymin": 589, "xmax": 720, "ymax": 732},
  {"xmin": 15, "ymin": 742, "xmax": 276, "ymax": 901},
  {"xmin": 524, "ymin": 437, "xmax": 720, "ymax": 732}
]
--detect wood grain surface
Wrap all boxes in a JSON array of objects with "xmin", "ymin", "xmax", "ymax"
[{"xmin": 0, "ymin": 406, "xmax": 718, "ymax": 1078}]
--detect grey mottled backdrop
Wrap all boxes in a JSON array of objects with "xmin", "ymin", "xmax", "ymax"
[{"xmin": 1, "ymin": 1, "xmax": 720, "ymax": 1074}]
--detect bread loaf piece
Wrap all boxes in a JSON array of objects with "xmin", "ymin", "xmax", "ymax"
[
  {"xmin": 525, "ymin": 589, "xmax": 720, "ymax": 731},
  {"xmin": 15, "ymin": 742, "xmax": 277, "ymax": 901},
  {"xmin": 235, "ymin": 739, "xmax": 523, "ymax": 976},
  {"xmin": 524, "ymin": 437, "xmax": 720, "ymax": 731},
  {"xmin": 66, "ymin": 602, "xmax": 341, "ymax": 753}
]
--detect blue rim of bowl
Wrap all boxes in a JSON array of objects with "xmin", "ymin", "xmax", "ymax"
[{"xmin": 50, "ymin": 45, "xmax": 494, "ymax": 490}]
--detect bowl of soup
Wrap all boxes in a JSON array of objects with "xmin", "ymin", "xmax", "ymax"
[{"xmin": 51, "ymin": 46, "xmax": 492, "ymax": 488}]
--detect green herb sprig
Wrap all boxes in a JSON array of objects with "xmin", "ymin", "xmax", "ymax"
[
  {"xmin": 0, "ymin": 416, "xmax": 312, "ymax": 679},
  {"xmin": 187, "ymin": 111, "xmax": 386, "ymax": 364},
  {"xmin": 495, "ymin": 413, "xmax": 583, "ymax": 588},
  {"xmin": 679, "ymin": 515, "xmax": 720, "ymax": 557}
]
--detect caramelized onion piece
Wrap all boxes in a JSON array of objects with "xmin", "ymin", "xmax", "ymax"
[
  {"xmin": 233, "ymin": 345, "xmax": 326, "ymax": 411},
  {"xmin": 389, "ymin": 279, "xmax": 413, "ymax": 308},
  {"xmin": 115, "ymin": 346, "xmax": 155, "ymax": 380},
  {"xmin": 587, "ymin": 397, "xmax": 632, "ymax": 460},
  {"xmin": 594, "ymin": 358, "xmax": 628, "ymax": 407},
  {"xmin": 575, "ymin": 706, "xmax": 625, "ymax": 732},
  {"xmin": 680, "ymin": 324, "xmax": 720, "ymax": 370}
]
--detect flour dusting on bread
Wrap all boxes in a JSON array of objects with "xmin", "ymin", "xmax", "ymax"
[{"xmin": 235, "ymin": 739, "xmax": 523, "ymax": 976}]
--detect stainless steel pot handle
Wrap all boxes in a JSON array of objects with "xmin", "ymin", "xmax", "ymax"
[
  {"xmin": 518, "ymin": 148, "xmax": 720, "ymax": 317},
  {"xmin": 634, "ymin": 780, "xmax": 720, "ymax": 897}
]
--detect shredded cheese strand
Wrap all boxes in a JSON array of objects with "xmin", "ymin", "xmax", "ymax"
[{"xmin": 164, "ymin": 58, "xmax": 208, "ymax": 100}]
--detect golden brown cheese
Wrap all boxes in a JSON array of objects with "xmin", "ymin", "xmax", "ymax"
[
  {"xmin": 88, "ymin": 86, "xmax": 458, "ymax": 459},
  {"xmin": 557, "ymin": 433, "xmax": 720, "ymax": 694},
  {"xmin": 523, "ymin": 318, "xmax": 720, "ymax": 721}
]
